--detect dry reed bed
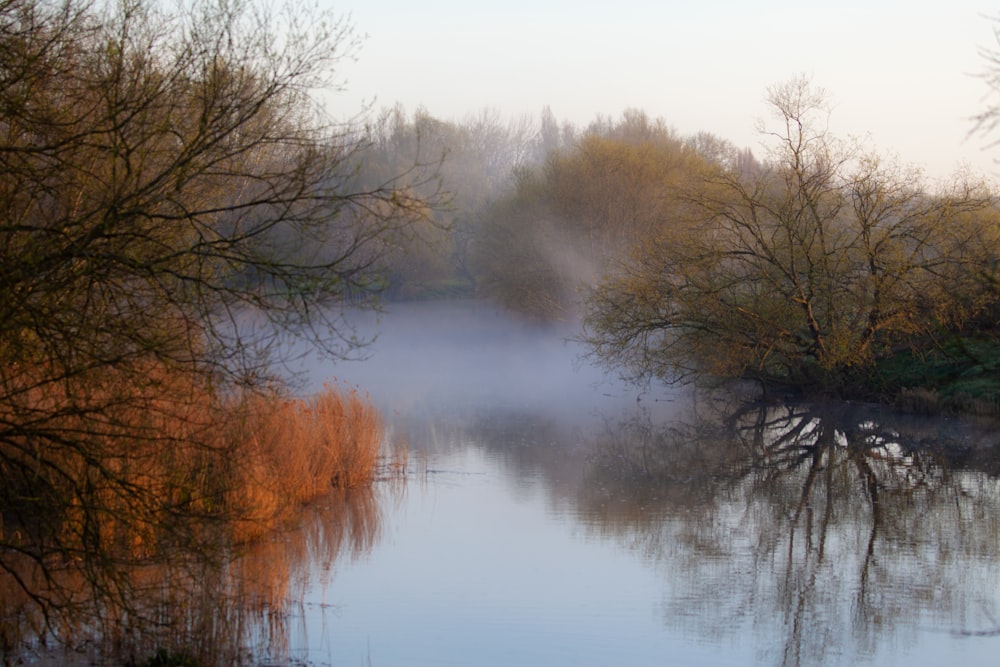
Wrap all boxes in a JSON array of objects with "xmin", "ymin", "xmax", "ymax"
[
  {"xmin": 0, "ymin": 366, "xmax": 388, "ymax": 661},
  {"xmin": 1, "ymin": 369, "xmax": 386, "ymax": 551},
  {"xmin": 225, "ymin": 383, "xmax": 386, "ymax": 542}
]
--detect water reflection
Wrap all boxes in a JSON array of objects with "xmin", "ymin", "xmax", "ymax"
[
  {"xmin": 299, "ymin": 300, "xmax": 1000, "ymax": 666},
  {"xmin": 303, "ymin": 392, "xmax": 1000, "ymax": 666},
  {"xmin": 582, "ymin": 397, "xmax": 1000, "ymax": 666},
  {"xmin": 232, "ymin": 488, "xmax": 385, "ymax": 665},
  {"xmin": 1, "ymin": 488, "xmax": 384, "ymax": 666},
  {"xmin": 17, "ymin": 296, "xmax": 1000, "ymax": 666}
]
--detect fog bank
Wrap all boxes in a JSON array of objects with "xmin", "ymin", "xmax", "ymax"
[{"xmin": 300, "ymin": 300, "xmax": 682, "ymax": 420}]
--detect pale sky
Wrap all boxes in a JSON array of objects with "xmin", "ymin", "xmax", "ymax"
[{"xmin": 325, "ymin": 0, "xmax": 1000, "ymax": 181}]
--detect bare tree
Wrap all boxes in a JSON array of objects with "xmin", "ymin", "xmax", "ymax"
[
  {"xmin": 583, "ymin": 77, "xmax": 998, "ymax": 391},
  {"xmin": 0, "ymin": 0, "xmax": 437, "ymax": 652}
]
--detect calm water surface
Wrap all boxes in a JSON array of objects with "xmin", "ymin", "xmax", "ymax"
[{"xmin": 284, "ymin": 301, "xmax": 1000, "ymax": 667}]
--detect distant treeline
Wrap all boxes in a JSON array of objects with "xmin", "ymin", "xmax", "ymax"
[{"xmin": 356, "ymin": 80, "xmax": 1000, "ymax": 409}]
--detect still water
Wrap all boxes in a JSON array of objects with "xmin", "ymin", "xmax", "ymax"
[{"xmin": 283, "ymin": 300, "xmax": 1000, "ymax": 667}]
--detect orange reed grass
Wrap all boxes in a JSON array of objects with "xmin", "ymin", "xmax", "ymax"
[
  {"xmin": 1, "ymin": 356, "xmax": 387, "ymax": 661},
  {"xmin": 0, "ymin": 359, "xmax": 385, "ymax": 556},
  {"xmin": 223, "ymin": 383, "xmax": 384, "ymax": 542}
]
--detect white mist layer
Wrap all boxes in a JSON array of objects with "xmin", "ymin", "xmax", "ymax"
[{"xmin": 298, "ymin": 299, "xmax": 682, "ymax": 420}]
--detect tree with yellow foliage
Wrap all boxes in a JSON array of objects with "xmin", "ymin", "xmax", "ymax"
[{"xmin": 583, "ymin": 78, "xmax": 999, "ymax": 393}]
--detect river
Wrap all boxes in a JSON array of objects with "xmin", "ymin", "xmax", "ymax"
[{"xmin": 273, "ymin": 299, "xmax": 1000, "ymax": 667}]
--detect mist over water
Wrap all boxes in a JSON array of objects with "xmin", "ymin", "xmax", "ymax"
[
  {"xmin": 276, "ymin": 299, "xmax": 1000, "ymax": 667},
  {"xmin": 305, "ymin": 299, "xmax": 682, "ymax": 421}
]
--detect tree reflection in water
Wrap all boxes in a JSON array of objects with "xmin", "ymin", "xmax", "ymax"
[
  {"xmin": 0, "ymin": 488, "xmax": 384, "ymax": 666},
  {"xmin": 583, "ymin": 396, "xmax": 1000, "ymax": 666}
]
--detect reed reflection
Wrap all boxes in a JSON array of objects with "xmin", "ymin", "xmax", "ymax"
[
  {"xmin": 0, "ymin": 487, "xmax": 384, "ymax": 666},
  {"xmin": 582, "ymin": 397, "xmax": 1000, "ymax": 666}
]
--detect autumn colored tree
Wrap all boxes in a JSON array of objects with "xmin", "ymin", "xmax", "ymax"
[
  {"xmin": 473, "ymin": 110, "xmax": 713, "ymax": 320},
  {"xmin": 0, "ymin": 0, "xmax": 434, "ymax": 649},
  {"xmin": 583, "ymin": 78, "xmax": 999, "ymax": 392}
]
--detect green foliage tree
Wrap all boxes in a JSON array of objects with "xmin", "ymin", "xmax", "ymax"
[
  {"xmin": 583, "ymin": 77, "xmax": 999, "ymax": 392},
  {"xmin": 0, "ymin": 0, "xmax": 434, "ymax": 646}
]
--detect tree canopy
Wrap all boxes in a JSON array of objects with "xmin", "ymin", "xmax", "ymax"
[
  {"xmin": 0, "ymin": 0, "xmax": 435, "ymax": 642},
  {"xmin": 582, "ymin": 77, "xmax": 1000, "ymax": 393},
  {"xmin": 472, "ymin": 110, "xmax": 714, "ymax": 320}
]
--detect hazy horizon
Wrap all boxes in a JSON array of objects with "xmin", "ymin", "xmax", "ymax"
[{"xmin": 324, "ymin": 0, "xmax": 999, "ymax": 181}]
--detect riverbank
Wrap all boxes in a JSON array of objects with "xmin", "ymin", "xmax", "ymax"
[
  {"xmin": 0, "ymin": 378, "xmax": 388, "ymax": 666},
  {"xmin": 872, "ymin": 336, "xmax": 1000, "ymax": 416}
]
